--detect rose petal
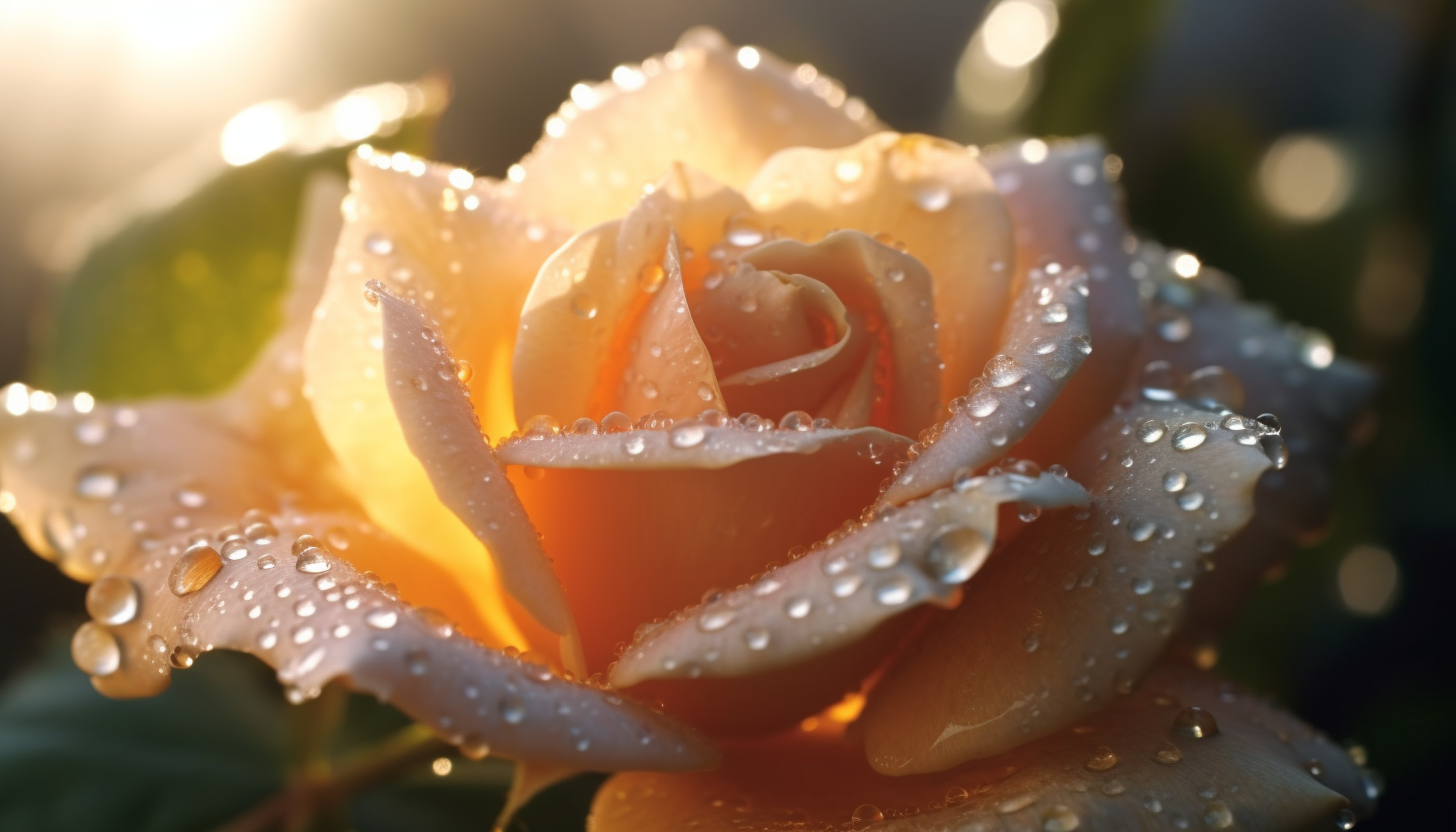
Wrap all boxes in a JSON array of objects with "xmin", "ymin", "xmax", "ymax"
[
  {"xmin": 1127, "ymin": 240, "xmax": 1376, "ymax": 635},
  {"xmin": 61, "ymin": 508, "xmax": 719, "ymax": 772},
  {"xmin": 505, "ymin": 27, "xmax": 879, "ymax": 229},
  {"xmin": 512, "ymin": 164, "xmax": 748, "ymax": 425},
  {"xmin": 304, "ymin": 150, "xmax": 569, "ymax": 647},
  {"xmin": 880, "ymin": 263, "xmax": 1092, "ymax": 506},
  {"xmin": 499, "ymin": 425, "xmax": 908, "ymax": 682},
  {"xmin": 743, "ymin": 231, "xmax": 944, "ymax": 435},
  {"xmin": 592, "ymin": 662, "xmax": 1375, "ymax": 832},
  {"xmin": 372, "ymin": 285, "xmax": 575, "ymax": 642},
  {"xmin": 746, "ymin": 133, "xmax": 1015, "ymax": 406},
  {"xmin": 610, "ymin": 471, "xmax": 1087, "ymax": 688},
  {"xmin": 980, "ymin": 139, "xmax": 1146, "ymax": 465},
  {"xmin": 862, "ymin": 398, "xmax": 1274, "ymax": 773}
]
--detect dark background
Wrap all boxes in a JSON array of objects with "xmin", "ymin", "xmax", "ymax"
[{"xmin": 0, "ymin": 0, "xmax": 1452, "ymax": 828}]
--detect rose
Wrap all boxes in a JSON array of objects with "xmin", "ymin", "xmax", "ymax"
[{"xmin": 0, "ymin": 27, "xmax": 1379, "ymax": 831}]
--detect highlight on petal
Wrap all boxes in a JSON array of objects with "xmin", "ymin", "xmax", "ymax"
[
  {"xmin": 980, "ymin": 139, "xmax": 1145, "ymax": 464},
  {"xmin": 372, "ymin": 285, "xmax": 575, "ymax": 641},
  {"xmin": 501, "ymin": 422, "xmax": 910, "ymax": 690},
  {"xmin": 505, "ymin": 27, "xmax": 879, "ymax": 229},
  {"xmin": 1127, "ymin": 239, "xmax": 1377, "ymax": 636},
  {"xmin": 746, "ymin": 132, "xmax": 1015, "ymax": 405},
  {"xmin": 592, "ymin": 662, "xmax": 1375, "ymax": 832},
  {"xmin": 304, "ymin": 149, "xmax": 569, "ymax": 648},
  {"xmin": 881, "ymin": 261, "xmax": 1092, "ymax": 506},
  {"xmin": 861, "ymin": 396, "xmax": 1276, "ymax": 773},
  {"xmin": 62, "ymin": 507, "xmax": 719, "ymax": 773},
  {"xmin": 610, "ymin": 471, "xmax": 1087, "ymax": 688}
]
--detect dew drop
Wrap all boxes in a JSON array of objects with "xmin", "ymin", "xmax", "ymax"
[
  {"xmin": 1129, "ymin": 520, "xmax": 1156, "ymax": 542},
  {"xmin": 1087, "ymin": 535, "xmax": 1107, "ymax": 556},
  {"xmin": 867, "ymin": 541, "xmax": 901, "ymax": 569},
  {"xmin": 1155, "ymin": 742, "xmax": 1183, "ymax": 764},
  {"xmin": 1136, "ymin": 420, "xmax": 1165, "ymax": 443},
  {"xmin": 1262, "ymin": 434, "xmax": 1290, "ymax": 470},
  {"xmin": 778, "ymin": 410, "xmax": 813, "ymax": 431},
  {"xmin": 366, "ymin": 608, "xmax": 399, "ymax": 629},
  {"xmin": 1334, "ymin": 808, "xmax": 1357, "ymax": 830},
  {"xmin": 500, "ymin": 694, "xmax": 527, "ymax": 724},
  {"xmin": 638, "ymin": 262, "xmax": 666, "ymax": 293},
  {"xmin": 86, "ymin": 575, "xmax": 139, "ymax": 625},
  {"xmin": 1172, "ymin": 423, "xmax": 1208, "ymax": 451},
  {"xmin": 1178, "ymin": 491, "xmax": 1205, "ymax": 511},
  {"xmin": 455, "ymin": 359, "xmax": 474, "ymax": 383},
  {"xmin": 1172, "ymin": 706, "xmax": 1220, "ymax": 739},
  {"xmin": 571, "ymin": 293, "xmax": 598, "ymax": 319},
  {"xmin": 743, "ymin": 627, "xmax": 770, "ymax": 651},
  {"xmin": 926, "ymin": 526, "xmax": 989, "ymax": 584},
  {"xmin": 71, "ymin": 622, "xmax": 121, "ymax": 676},
  {"xmin": 1085, "ymin": 746, "xmax": 1118, "ymax": 771},
  {"xmin": 986, "ymin": 354, "xmax": 1026, "ymax": 388},
  {"xmin": 944, "ymin": 786, "xmax": 969, "ymax": 807},
  {"xmin": 623, "ymin": 435, "xmax": 647, "ymax": 456},
  {"xmin": 670, "ymin": 420, "xmax": 707, "ymax": 449},
  {"xmin": 75, "ymin": 466, "xmax": 122, "ymax": 500},
  {"xmin": 967, "ymin": 390, "xmax": 999, "ymax": 417},
  {"xmin": 1140, "ymin": 361, "xmax": 1182, "ymax": 402},
  {"xmin": 852, "ymin": 804, "xmax": 884, "ymax": 823},
  {"xmin": 698, "ymin": 608, "xmax": 736, "ymax": 632},
  {"xmin": 365, "ymin": 233, "xmax": 394, "ymax": 255},
  {"xmin": 914, "ymin": 185, "xmax": 951, "ymax": 212},
  {"xmin": 405, "ymin": 649, "xmax": 429, "ymax": 676},
  {"xmin": 785, "ymin": 597, "xmax": 812, "ymax": 619},
  {"xmin": 170, "ymin": 645, "xmax": 197, "ymax": 669},
  {"xmin": 169, "ymin": 545, "xmax": 223, "ymax": 596},
  {"xmin": 724, "ymin": 214, "xmax": 766, "ymax": 247},
  {"xmin": 1163, "ymin": 470, "xmax": 1188, "ymax": 493},
  {"xmin": 1041, "ymin": 303, "xmax": 1070, "ymax": 324},
  {"xmin": 874, "ymin": 575, "xmax": 913, "ymax": 606},
  {"xmin": 1041, "ymin": 805, "xmax": 1080, "ymax": 832},
  {"xmin": 292, "ymin": 535, "xmax": 332, "ymax": 574}
]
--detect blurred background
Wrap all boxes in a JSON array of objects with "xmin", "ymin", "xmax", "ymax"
[{"xmin": 0, "ymin": 0, "xmax": 1451, "ymax": 828}]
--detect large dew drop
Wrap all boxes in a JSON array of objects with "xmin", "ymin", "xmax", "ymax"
[
  {"xmin": 86, "ymin": 575, "xmax": 139, "ymax": 625},
  {"xmin": 72, "ymin": 622, "xmax": 121, "ymax": 677},
  {"xmin": 168, "ymin": 545, "xmax": 223, "ymax": 596}
]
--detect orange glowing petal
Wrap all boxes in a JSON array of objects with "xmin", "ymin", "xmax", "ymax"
[
  {"xmin": 747, "ymin": 132, "xmax": 1014, "ymax": 407},
  {"xmin": 861, "ymin": 396, "xmax": 1273, "ymax": 773},
  {"xmin": 497, "ymin": 424, "xmax": 909, "ymax": 685},
  {"xmin": 592, "ymin": 662, "xmax": 1375, "ymax": 832},
  {"xmin": 304, "ymin": 150, "xmax": 568, "ymax": 648},
  {"xmin": 610, "ymin": 471, "xmax": 1086, "ymax": 687},
  {"xmin": 505, "ymin": 27, "xmax": 879, "ymax": 229}
]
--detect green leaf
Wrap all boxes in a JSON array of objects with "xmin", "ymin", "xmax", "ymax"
[
  {"xmin": 36, "ymin": 104, "xmax": 438, "ymax": 400},
  {"xmin": 0, "ymin": 637, "xmax": 287, "ymax": 832}
]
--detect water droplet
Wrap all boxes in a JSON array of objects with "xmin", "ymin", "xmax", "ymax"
[
  {"xmin": 86, "ymin": 576, "xmax": 139, "ymax": 625},
  {"xmin": 404, "ymin": 649, "xmax": 429, "ymax": 676},
  {"xmin": 174, "ymin": 487, "xmax": 207, "ymax": 509},
  {"xmin": 698, "ymin": 608, "xmax": 736, "ymax": 632},
  {"xmin": 1163, "ymin": 470, "xmax": 1188, "ymax": 492},
  {"xmin": 778, "ymin": 410, "xmax": 813, "ymax": 431},
  {"xmin": 75, "ymin": 465, "xmax": 122, "ymax": 500},
  {"xmin": 1334, "ymin": 808, "xmax": 1357, "ymax": 830},
  {"xmin": 71, "ymin": 622, "xmax": 120, "ymax": 676},
  {"xmin": 170, "ymin": 645, "xmax": 197, "ymax": 669},
  {"xmin": 670, "ymin": 420, "xmax": 707, "ymax": 449},
  {"xmin": 785, "ymin": 597, "xmax": 812, "ymax": 619},
  {"xmin": 1178, "ymin": 491, "xmax": 1205, "ymax": 511},
  {"xmin": 571, "ymin": 293, "xmax": 598, "ymax": 319},
  {"xmin": 1256, "ymin": 413, "xmax": 1283, "ymax": 434},
  {"xmin": 1172, "ymin": 423, "xmax": 1208, "ymax": 450},
  {"xmin": 744, "ymin": 627, "xmax": 770, "ymax": 651},
  {"xmin": 292, "ymin": 535, "xmax": 332, "ymax": 574},
  {"xmin": 1137, "ymin": 420, "xmax": 1165, "ymax": 443},
  {"xmin": 1042, "ymin": 303, "xmax": 1070, "ymax": 324},
  {"xmin": 1156, "ymin": 310, "xmax": 1192, "ymax": 342},
  {"xmin": 455, "ymin": 360, "xmax": 474, "ymax": 383},
  {"xmin": 852, "ymin": 804, "xmax": 884, "ymax": 823},
  {"xmin": 638, "ymin": 262, "xmax": 666, "ymax": 293},
  {"xmin": 967, "ymin": 390, "xmax": 999, "ymax": 417},
  {"xmin": 926, "ymin": 526, "xmax": 989, "ymax": 584},
  {"xmin": 867, "ymin": 541, "xmax": 901, "ymax": 569},
  {"xmin": 886, "ymin": 267, "xmax": 905, "ymax": 283},
  {"xmin": 365, "ymin": 233, "xmax": 394, "ymax": 255},
  {"xmin": 1088, "ymin": 535, "xmax": 1107, "ymax": 556},
  {"xmin": 1204, "ymin": 803, "xmax": 1234, "ymax": 829},
  {"xmin": 1129, "ymin": 520, "xmax": 1156, "ymax": 542},
  {"xmin": 169, "ymin": 545, "xmax": 223, "ymax": 596},
  {"xmin": 257, "ymin": 554, "xmax": 277, "ymax": 570},
  {"xmin": 1101, "ymin": 780, "xmax": 1125, "ymax": 796},
  {"xmin": 1132, "ymin": 578, "xmax": 1154, "ymax": 595},
  {"xmin": 500, "ymin": 694, "xmax": 527, "ymax": 724},
  {"xmin": 724, "ymin": 214, "xmax": 765, "ymax": 247},
  {"xmin": 1172, "ymin": 707, "xmax": 1220, "ymax": 739},
  {"xmin": 1085, "ymin": 746, "xmax": 1118, "ymax": 771},
  {"xmin": 944, "ymin": 786, "xmax": 969, "ymax": 807},
  {"xmin": 1155, "ymin": 742, "xmax": 1183, "ymax": 764},
  {"xmin": 366, "ymin": 608, "xmax": 399, "ymax": 629},
  {"xmin": 1042, "ymin": 805, "xmax": 1080, "ymax": 831},
  {"xmin": 1140, "ymin": 360, "xmax": 1183, "ymax": 401},
  {"xmin": 874, "ymin": 575, "xmax": 913, "ymax": 606},
  {"xmin": 1262, "ymin": 434, "xmax": 1289, "ymax": 469},
  {"xmin": 914, "ymin": 184, "xmax": 951, "ymax": 212},
  {"xmin": 1182, "ymin": 366, "xmax": 1245, "ymax": 411},
  {"xmin": 986, "ymin": 355, "xmax": 1026, "ymax": 388},
  {"xmin": 623, "ymin": 435, "xmax": 647, "ymax": 456}
]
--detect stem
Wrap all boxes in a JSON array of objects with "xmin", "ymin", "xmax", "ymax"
[{"xmin": 214, "ymin": 723, "xmax": 449, "ymax": 832}]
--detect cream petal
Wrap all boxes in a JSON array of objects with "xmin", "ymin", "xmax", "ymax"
[
  {"xmin": 512, "ymin": 164, "xmax": 749, "ymax": 425},
  {"xmin": 304, "ymin": 150, "xmax": 569, "ymax": 647},
  {"xmin": 979, "ymin": 139, "xmax": 1146, "ymax": 464},
  {"xmin": 372, "ymin": 285, "xmax": 575, "ymax": 641},
  {"xmin": 610, "ymin": 471, "xmax": 1088, "ymax": 688},
  {"xmin": 1127, "ymin": 239, "xmax": 1376, "ymax": 636},
  {"xmin": 881, "ymin": 263, "xmax": 1092, "ymax": 506},
  {"xmin": 743, "ymin": 232, "xmax": 944, "ymax": 436},
  {"xmin": 746, "ymin": 133, "xmax": 1015, "ymax": 406},
  {"xmin": 592, "ymin": 662, "xmax": 1374, "ymax": 832},
  {"xmin": 861, "ymin": 398, "xmax": 1273, "ymax": 773},
  {"xmin": 62, "ymin": 508, "xmax": 719, "ymax": 773},
  {"xmin": 505, "ymin": 27, "xmax": 879, "ymax": 229}
]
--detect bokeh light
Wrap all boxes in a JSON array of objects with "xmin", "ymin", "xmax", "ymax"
[
  {"xmin": 1256, "ymin": 134, "xmax": 1355, "ymax": 223},
  {"xmin": 1337, "ymin": 545, "xmax": 1401, "ymax": 617}
]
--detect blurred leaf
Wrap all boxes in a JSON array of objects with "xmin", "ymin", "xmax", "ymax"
[
  {"xmin": 0, "ymin": 637, "xmax": 287, "ymax": 832},
  {"xmin": 37, "ymin": 105, "xmax": 439, "ymax": 400}
]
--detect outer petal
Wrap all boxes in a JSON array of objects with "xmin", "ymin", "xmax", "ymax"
[
  {"xmin": 610, "ymin": 472, "xmax": 1087, "ymax": 687},
  {"xmin": 373, "ymin": 286, "xmax": 574, "ymax": 641},
  {"xmin": 881, "ymin": 263, "xmax": 1092, "ymax": 506},
  {"xmin": 593, "ymin": 662, "xmax": 1375, "ymax": 832},
  {"xmin": 982, "ymin": 139, "xmax": 1145, "ymax": 464},
  {"xmin": 1128, "ymin": 241, "xmax": 1377, "ymax": 635},
  {"xmin": 505, "ymin": 27, "xmax": 879, "ymax": 229},
  {"xmin": 60, "ymin": 507, "xmax": 719, "ymax": 772},
  {"xmin": 747, "ymin": 132, "xmax": 1015, "ymax": 405},
  {"xmin": 862, "ymin": 397, "xmax": 1274, "ymax": 773},
  {"xmin": 304, "ymin": 149, "xmax": 569, "ymax": 647}
]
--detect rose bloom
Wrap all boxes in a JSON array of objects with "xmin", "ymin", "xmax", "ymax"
[{"xmin": 0, "ymin": 28, "xmax": 1379, "ymax": 832}]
